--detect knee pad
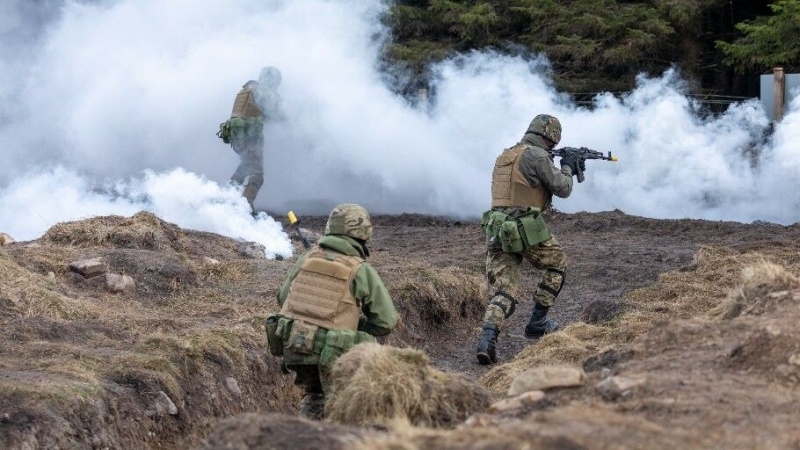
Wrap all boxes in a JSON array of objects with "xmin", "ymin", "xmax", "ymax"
[
  {"xmin": 537, "ymin": 268, "xmax": 565, "ymax": 297},
  {"xmin": 490, "ymin": 290, "xmax": 518, "ymax": 318}
]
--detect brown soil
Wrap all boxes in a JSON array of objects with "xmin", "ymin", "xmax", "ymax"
[{"xmin": 1, "ymin": 209, "xmax": 799, "ymax": 449}]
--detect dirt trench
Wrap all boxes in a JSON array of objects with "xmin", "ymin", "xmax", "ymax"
[{"xmin": 1, "ymin": 210, "xmax": 800, "ymax": 448}]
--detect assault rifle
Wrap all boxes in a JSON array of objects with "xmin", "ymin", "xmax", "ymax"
[{"xmin": 549, "ymin": 147, "xmax": 617, "ymax": 183}]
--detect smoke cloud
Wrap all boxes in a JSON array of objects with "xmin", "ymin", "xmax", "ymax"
[
  {"xmin": 0, "ymin": 167, "xmax": 292, "ymax": 258},
  {"xmin": 0, "ymin": 0, "xmax": 798, "ymax": 253}
]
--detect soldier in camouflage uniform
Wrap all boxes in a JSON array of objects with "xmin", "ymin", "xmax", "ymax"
[
  {"xmin": 267, "ymin": 204, "xmax": 398, "ymax": 420},
  {"xmin": 224, "ymin": 66, "xmax": 284, "ymax": 212},
  {"xmin": 476, "ymin": 114, "xmax": 586, "ymax": 365}
]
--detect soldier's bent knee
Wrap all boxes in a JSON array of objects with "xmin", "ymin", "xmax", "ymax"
[{"xmin": 489, "ymin": 291, "xmax": 518, "ymax": 318}]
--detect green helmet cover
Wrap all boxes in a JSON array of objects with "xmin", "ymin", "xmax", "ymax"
[
  {"xmin": 528, "ymin": 114, "xmax": 562, "ymax": 145},
  {"xmin": 325, "ymin": 204, "xmax": 373, "ymax": 241}
]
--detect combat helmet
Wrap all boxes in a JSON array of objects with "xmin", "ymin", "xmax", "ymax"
[
  {"xmin": 527, "ymin": 114, "xmax": 562, "ymax": 146},
  {"xmin": 325, "ymin": 204, "xmax": 373, "ymax": 241},
  {"xmin": 259, "ymin": 66, "xmax": 282, "ymax": 89}
]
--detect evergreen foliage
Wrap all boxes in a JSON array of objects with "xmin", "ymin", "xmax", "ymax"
[
  {"xmin": 717, "ymin": 0, "xmax": 800, "ymax": 72},
  {"xmin": 386, "ymin": 0, "xmax": 781, "ymax": 96}
]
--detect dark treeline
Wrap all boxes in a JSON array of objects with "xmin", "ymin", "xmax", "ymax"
[{"xmin": 385, "ymin": 0, "xmax": 799, "ymax": 99}]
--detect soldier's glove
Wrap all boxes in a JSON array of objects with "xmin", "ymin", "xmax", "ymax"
[{"xmin": 560, "ymin": 154, "xmax": 580, "ymax": 176}]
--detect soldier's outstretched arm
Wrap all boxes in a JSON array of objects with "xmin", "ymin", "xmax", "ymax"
[
  {"xmin": 353, "ymin": 264, "xmax": 398, "ymax": 336},
  {"xmin": 520, "ymin": 147, "xmax": 573, "ymax": 198}
]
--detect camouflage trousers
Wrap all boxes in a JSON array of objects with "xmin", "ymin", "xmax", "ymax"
[
  {"xmin": 286, "ymin": 364, "xmax": 331, "ymax": 421},
  {"xmin": 482, "ymin": 234, "xmax": 567, "ymax": 330},
  {"xmin": 230, "ymin": 132, "xmax": 264, "ymax": 210}
]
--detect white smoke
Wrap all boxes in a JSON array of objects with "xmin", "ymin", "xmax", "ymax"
[
  {"xmin": 0, "ymin": 167, "xmax": 292, "ymax": 258},
  {"xmin": 0, "ymin": 0, "xmax": 798, "ymax": 250}
]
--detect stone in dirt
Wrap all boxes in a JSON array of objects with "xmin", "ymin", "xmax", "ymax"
[
  {"xmin": 225, "ymin": 377, "xmax": 242, "ymax": 396},
  {"xmin": 68, "ymin": 258, "xmax": 107, "ymax": 278},
  {"xmin": 488, "ymin": 390, "xmax": 546, "ymax": 413},
  {"xmin": 596, "ymin": 375, "xmax": 647, "ymax": 400},
  {"xmin": 203, "ymin": 256, "xmax": 221, "ymax": 266},
  {"xmin": 105, "ymin": 273, "xmax": 136, "ymax": 293},
  {"xmin": 239, "ymin": 242, "xmax": 266, "ymax": 259},
  {"xmin": 508, "ymin": 365, "xmax": 585, "ymax": 396},
  {"xmin": 461, "ymin": 413, "xmax": 493, "ymax": 428},
  {"xmin": 154, "ymin": 391, "xmax": 178, "ymax": 416}
]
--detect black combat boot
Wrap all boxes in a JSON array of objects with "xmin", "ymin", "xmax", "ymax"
[
  {"xmin": 476, "ymin": 325, "xmax": 499, "ymax": 365},
  {"xmin": 524, "ymin": 303, "xmax": 560, "ymax": 338},
  {"xmin": 299, "ymin": 392, "xmax": 325, "ymax": 420}
]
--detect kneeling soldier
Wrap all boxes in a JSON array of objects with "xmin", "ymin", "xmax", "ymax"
[{"xmin": 266, "ymin": 204, "xmax": 398, "ymax": 419}]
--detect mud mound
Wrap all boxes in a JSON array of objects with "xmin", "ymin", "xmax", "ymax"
[
  {"xmin": 581, "ymin": 299, "xmax": 629, "ymax": 324},
  {"xmin": 201, "ymin": 413, "xmax": 363, "ymax": 450},
  {"xmin": 0, "ymin": 232, "xmax": 13, "ymax": 246},
  {"xmin": 728, "ymin": 321, "xmax": 800, "ymax": 384},
  {"xmin": 354, "ymin": 405, "xmax": 694, "ymax": 450},
  {"xmin": 0, "ymin": 212, "xmax": 299, "ymax": 448},
  {"xmin": 481, "ymin": 323, "xmax": 608, "ymax": 393},
  {"xmin": 104, "ymin": 249, "xmax": 197, "ymax": 297},
  {"xmin": 710, "ymin": 261, "xmax": 800, "ymax": 319},
  {"xmin": 42, "ymin": 211, "xmax": 186, "ymax": 251},
  {"xmin": 0, "ymin": 315, "xmax": 127, "ymax": 345},
  {"xmin": 392, "ymin": 266, "xmax": 485, "ymax": 327},
  {"xmin": 482, "ymin": 246, "xmax": 784, "ymax": 393},
  {"xmin": 326, "ymin": 343, "xmax": 490, "ymax": 428},
  {"xmin": 0, "ymin": 250, "xmax": 87, "ymax": 320},
  {"xmin": 726, "ymin": 295, "xmax": 800, "ymax": 384}
]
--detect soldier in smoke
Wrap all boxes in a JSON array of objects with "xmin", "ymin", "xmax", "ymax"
[
  {"xmin": 218, "ymin": 66, "xmax": 285, "ymax": 213},
  {"xmin": 476, "ymin": 114, "xmax": 584, "ymax": 365}
]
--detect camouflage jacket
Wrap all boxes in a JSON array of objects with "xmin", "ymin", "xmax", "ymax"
[
  {"xmin": 277, "ymin": 235, "xmax": 398, "ymax": 337},
  {"xmin": 518, "ymin": 133, "xmax": 574, "ymax": 203}
]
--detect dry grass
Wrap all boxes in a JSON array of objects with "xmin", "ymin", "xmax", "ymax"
[
  {"xmin": 709, "ymin": 261, "xmax": 800, "ymax": 319},
  {"xmin": 42, "ymin": 211, "xmax": 186, "ymax": 251},
  {"xmin": 482, "ymin": 245, "xmax": 800, "ymax": 393},
  {"xmin": 0, "ymin": 250, "xmax": 89, "ymax": 320},
  {"xmin": 391, "ymin": 265, "xmax": 486, "ymax": 327},
  {"xmin": 326, "ymin": 343, "xmax": 490, "ymax": 428},
  {"xmin": 0, "ymin": 212, "xmax": 301, "ymax": 449}
]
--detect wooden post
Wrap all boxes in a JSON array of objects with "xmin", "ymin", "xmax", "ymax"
[{"xmin": 774, "ymin": 67, "xmax": 785, "ymax": 121}]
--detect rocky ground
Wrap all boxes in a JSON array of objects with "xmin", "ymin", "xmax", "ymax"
[{"xmin": 1, "ymin": 209, "xmax": 799, "ymax": 449}]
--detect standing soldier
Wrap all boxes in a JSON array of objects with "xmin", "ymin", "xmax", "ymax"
[
  {"xmin": 219, "ymin": 66, "xmax": 284, "ymax": 213},
  {"xmin": 475, "ymin": 114, "xmax": 585, "ymax": 365},
  {"xmin": 265, "ymin": 204, "xmax": 398, "ymax": 419}
]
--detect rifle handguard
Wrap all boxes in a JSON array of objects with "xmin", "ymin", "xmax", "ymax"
[{"xmin": 550, "ymin": 147, "xmax": 618, "ymax": 183}]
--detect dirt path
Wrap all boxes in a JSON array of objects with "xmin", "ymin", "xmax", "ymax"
[{"xmin": 295, "ymin": 210, "xmax": 799, "ymax": 381}]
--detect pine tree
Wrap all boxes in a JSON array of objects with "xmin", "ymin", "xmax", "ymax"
[{"xmin": 717, "ymin": 0, "xmax": 800, "ymax": 72}]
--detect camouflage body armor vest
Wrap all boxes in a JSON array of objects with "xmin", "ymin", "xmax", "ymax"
[
  {"xmin": 279, "ymin": 249, "xmax": 364, "ymax": 331},
  {"xmin": 491, "ymin": 143, "xmax": 549, "ymax": 209},
  {"xmin": 231, "ymin": 87, "xmax": 262, "ymax": 118}
]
